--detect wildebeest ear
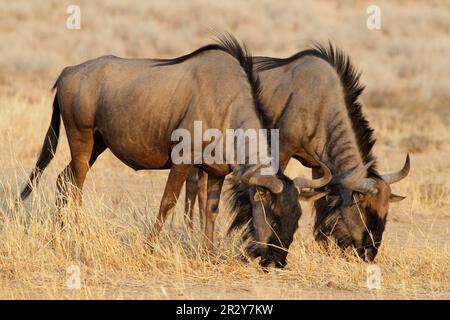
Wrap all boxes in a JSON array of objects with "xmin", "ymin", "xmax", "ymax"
[
  {"xmin": 299, "ymin": 189, "xmax": 330, "ymax": 201},
  {"xmin": 389, "ymin": 193, "xmax": 406, "ymax": 202}
]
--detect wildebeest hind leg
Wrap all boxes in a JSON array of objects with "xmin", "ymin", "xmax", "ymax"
[
  {"xmin": 147, "ymin": 164, "xmax": 193, "ymax": 248},
  {"xmin": 55, "ymin": 163, "xmax": 75, "ymax": 224},
  {"xmin": 55, "ymin": 131, "xmax": 105, "ymax": 226}
]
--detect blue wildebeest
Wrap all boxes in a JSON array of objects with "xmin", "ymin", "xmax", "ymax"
[
  {"xmin": 184, "ymin": 44, "xmax": 410, "ymax": 262},
  {"xmin": 20, "ymin": 35, "xmax": 330, "ymax": 268}
]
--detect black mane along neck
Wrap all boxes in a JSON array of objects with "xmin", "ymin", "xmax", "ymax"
[{"xmin": 256, "ymin": 42, "xmax": 378, "ymax": 175}]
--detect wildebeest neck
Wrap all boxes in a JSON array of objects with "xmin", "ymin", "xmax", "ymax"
[{"xmin": 254, "ymin": 44, "xmax": 379, "ymax": 179}]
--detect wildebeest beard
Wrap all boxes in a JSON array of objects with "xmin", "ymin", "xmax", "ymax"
[
  {"xmin": 227, "ymin": 172, "xmax": 302, "ymax": 268},
  {"xmin": 314, "ymin": 184, "xmax": 354, "ymax": 249},
  {"xmin": 313, "ymin": 180, "xmax": 388, "ymax": 261}
]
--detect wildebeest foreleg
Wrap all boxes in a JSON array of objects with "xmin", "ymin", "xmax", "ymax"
[
  {"xmin": 184, "ymin": 168, "xmax": 208, "ymax": 231},
  {"xmin": 203, "ymin": 175, "xmax": 224, "ymax": 252},
  {"xmin": 184, "ymin": 169, "xmax": 199, "ymax": 230},
  {"xmin": 311, "ymin": 166, "xmax": 330, "ymax": 243},
  {"xmin": 197, "ymin": 171, "xmax": 208, "ymax": 230},
  {"xmin": 147, "ymin": 164, "xmax": 193, "ymax": 246}
]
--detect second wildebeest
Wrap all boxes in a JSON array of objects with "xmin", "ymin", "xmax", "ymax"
[
  {"xmin": 19, "ymin": 35, "xmax": 329, "ymax": 267},
  {"xmin": 184, "ymin": 44, "xmax": 410, "ymax": 262}
]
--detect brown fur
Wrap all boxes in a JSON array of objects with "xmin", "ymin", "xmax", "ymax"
[
  {"xmin": 20, "ymin": 36, "xmax": 308, "ymax": 267},
  {"xmin": 362, "ymin": 179, "xmax": 391, "ymax": 220},
  {"xmin": 185, "ymin": 44, "xmax": 409, "ymax": 261}
]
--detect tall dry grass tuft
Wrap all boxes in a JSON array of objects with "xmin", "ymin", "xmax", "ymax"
[
  {"xmin": 0, "ymin": 147, "xmax": 449, "ymax": 299},
  {"xmin": 0, "ymin": 0, "xmax": 449, "ymax": 299}
]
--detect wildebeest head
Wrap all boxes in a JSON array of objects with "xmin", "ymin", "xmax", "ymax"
[
  {"xmin": 315, "ymin": 154, "xmax": 410, "ymax": 261},
  {"xmin": 230, "ymin": 163, "xmax": 331, "ymax": 268}
]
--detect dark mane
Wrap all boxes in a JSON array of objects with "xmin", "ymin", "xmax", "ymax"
[
  {"xmin": 256, "ymin": 43, "xmax": 378, "ymax": 175},
  {"xmin": 226, "ymin": 172, "xmax": 254, "ymax": 238},
  {"xmin": 154, "ymin": 33, "xmax": 269, "ymax": 128},
  {"xmin": 226, "ymin": 171, "xmax": 297, "ymax": 240}
]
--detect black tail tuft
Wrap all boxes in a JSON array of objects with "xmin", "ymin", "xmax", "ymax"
[{"xmin": 20, "ymin": 94, "xmax": 61, "ymax": 200}]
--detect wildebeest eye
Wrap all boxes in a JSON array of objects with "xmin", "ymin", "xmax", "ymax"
[
  {"xmin": 254, "ymin": 187, "xmax": 270, "ymax": 202},
  {"xmin": 271, "ymin": 222, "xmax": 277, "ymax": 230}
]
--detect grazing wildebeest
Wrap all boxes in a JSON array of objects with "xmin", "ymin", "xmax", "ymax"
[
  {"xmin": 183, "ymin": 43, "xmax": 410, "ymax": 261},
  {"xmin": 19, "ymin": 35, "xmax": 330, "ymax": 267}
]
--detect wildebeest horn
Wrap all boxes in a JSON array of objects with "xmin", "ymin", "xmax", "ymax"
[
  {"xmin": 299, "ymin": 189, "xmax": 330, "ymax": 201},
  {"xmin": 381, "ymin": 153, "xmax": 410, "ymax": 185},
  {"xmin": 294, "ymin": 161, "xmax": 332, "ymax": 190},
  {"xmin": 341, "ymin": 160, "xmax": 378, "ymax": 195},
  {"xmin": 241, "ymin": 165, "xmax": 284, "ymax": 194}
]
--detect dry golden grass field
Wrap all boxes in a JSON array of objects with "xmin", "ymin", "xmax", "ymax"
[{"xmin": 0, "ymin": 0, "xmax": 449, "ymax": 299}]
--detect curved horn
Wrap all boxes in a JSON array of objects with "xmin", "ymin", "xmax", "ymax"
[
  {"xmin": 294, "ymin": 162, "xmax": 332, "ymax": 190},
  {"xmin": 299, "ymin": 189, "xmax": 330, "ymax": 201},
  {"xmin": 381, "ymin": 153, "xmax": 410, "ymax": 184},
  {"xmin": 341, "ymin": 160, "xmax": 378, "ymax": 195},
  {"xmin": 241, "ymin": 165, "xmax": 284, "ymax": 194}
]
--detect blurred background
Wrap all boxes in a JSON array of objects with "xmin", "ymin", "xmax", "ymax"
[
  {"xmin": 2, "ymin": 0, "xmax": 449, "ymax": 191},
  {"xmin": 1, "ymin": 0, "xmax": 449, "ymax": 102}
]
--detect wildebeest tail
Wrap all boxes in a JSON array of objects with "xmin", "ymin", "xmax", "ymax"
[{"xmin": 20, "ymin": 94, "xmax": 61, "ymax": 200}]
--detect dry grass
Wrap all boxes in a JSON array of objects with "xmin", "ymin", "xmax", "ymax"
[{"xmin": 0, "ymin": 0, "xmax": 449, "ymax": 299}]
